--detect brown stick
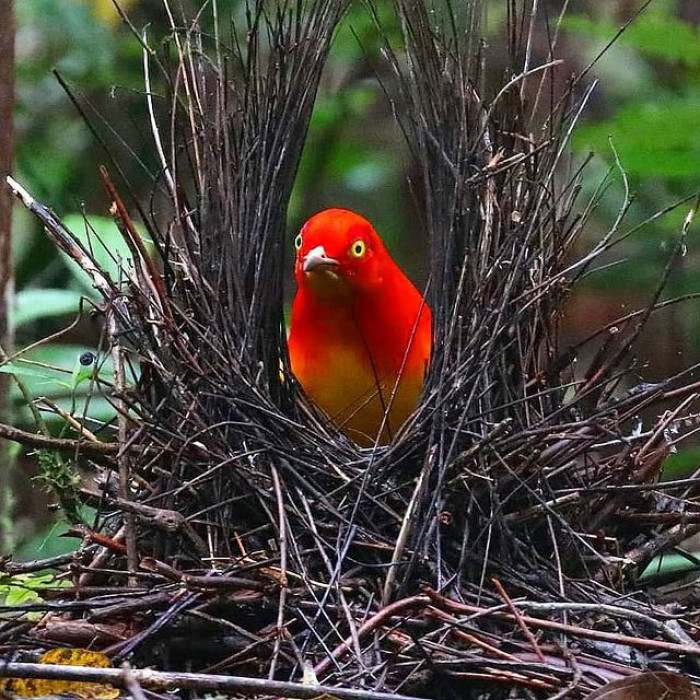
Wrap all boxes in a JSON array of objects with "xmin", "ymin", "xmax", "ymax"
[
  {"xmin": 110, "ymin": 337, "xmax": 138, "ymax": 584},
  {"xmin": 313, "ymin": 595, "xmax": 430, "ymax": 678},
  {"xmin": 424, "ymin": 589, "xmax": 700, "ymax": 658},
  {"xmin": 99, "ymin": 166, "xmax": 168, "ymax": 314},
  {"xmin": 0, "ymin": 662, "xmax": 421, "ymax": 700},
  {"xmin": 38, "ymin": 398, "xmax": 100, "ymax": 443},
  {"xmin": 492, "ymin": 578, "xmax": 545, "ymax": 662},
  {"xmin": 0, "ymin": 421, "xmax": 119, "ymax": 456}
]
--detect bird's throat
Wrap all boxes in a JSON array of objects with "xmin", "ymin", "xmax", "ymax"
[{"xmin": 303, "ymin": 269, "xmax": 351, "ymax": 300}]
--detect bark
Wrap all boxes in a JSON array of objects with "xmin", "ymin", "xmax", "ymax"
[{"xmin": 0, "ymin": 0, "xmax": 14, "ymax": 550}]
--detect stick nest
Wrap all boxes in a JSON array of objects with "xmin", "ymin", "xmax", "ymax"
[{"xmin": 3, "ymin": 2, "xmax": 700, "ymax": 698}]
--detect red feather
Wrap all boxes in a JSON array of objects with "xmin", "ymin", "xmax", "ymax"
[{"xmin": 288, "ymin": 209, "xmax": 431, "ymax": 445}]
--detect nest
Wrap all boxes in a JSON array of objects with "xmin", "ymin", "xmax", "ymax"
[{"xmin": 2, "ymin": 1, "xmax": 700, "ymax": 698}]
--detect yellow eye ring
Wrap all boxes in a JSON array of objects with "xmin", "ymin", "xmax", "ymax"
[
  {"xmin": 349, "ymin": 240, "xmax": 366, "ymax": 258},
  {"xmin": 294, "ymin": 233, "xmax": 303, "ymax": 251}
]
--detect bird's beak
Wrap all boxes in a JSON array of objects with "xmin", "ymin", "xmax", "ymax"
[{"xmin": 303, "ymin": 246, "xmax": 339, "ymax": 273}]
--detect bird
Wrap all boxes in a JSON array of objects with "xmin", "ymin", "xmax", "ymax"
[{"xmin": 288, "ymin": 208, "xmax": 431, "ymax": 446}]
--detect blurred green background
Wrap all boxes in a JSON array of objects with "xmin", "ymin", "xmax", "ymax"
[{"xmin": 3, "ymin": 0, "xmax": 700, "ymax": 561}]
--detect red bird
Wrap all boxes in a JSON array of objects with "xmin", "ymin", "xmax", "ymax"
[{"xmin": 288, "ymin": 209, "xmax": 431, "ymax": 446}]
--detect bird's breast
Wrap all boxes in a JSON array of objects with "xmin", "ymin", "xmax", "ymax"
[{"xmin": 289, "ymin": 291, "xmax": 428, "ymax": 446}]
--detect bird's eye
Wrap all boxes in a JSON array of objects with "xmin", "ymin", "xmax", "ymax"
[
  {"xmin": 294, "ymin": 234, "xmax": 303, "ymax": 251},
  {"xmin": 349, "ymin": 240, "xmax": 366, "ymax": 259}
]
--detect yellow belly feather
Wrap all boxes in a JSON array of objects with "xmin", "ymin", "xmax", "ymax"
[{"xmin": 298, "ymin": 343, "xmax": 422, "ymax": 446}]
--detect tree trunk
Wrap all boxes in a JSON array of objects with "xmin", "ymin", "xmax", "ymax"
[{"xmin": 0, "ymin": 0, "xmax": 15, "ymax": 551}]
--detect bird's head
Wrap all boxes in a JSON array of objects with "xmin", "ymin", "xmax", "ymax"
[{"xmin": 293, "ymin": 208, "xmax": 389, "ymax": 298}]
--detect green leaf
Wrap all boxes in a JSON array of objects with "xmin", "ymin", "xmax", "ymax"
[
  {"xmin": 14, "ymin": 288, "xmax": 84, "ymax": 327},
  {"xmin": 12, "ymin": 395, "xmax": 117, "ymax": 429},
  {"xmin": 661, "ymin": 447, "xmax": 700, "ymax": 481},
  {"xmin": 0, "ymin": 572, "xmax": 71, "ymax": 618},
  {"xmin": 0, "ymin": 362, "xmax": 71, "ymax": 386},
  {"xmin": 3, "ymin": 572, "xmax": 68, "ymax": 589},
  {"xmin": 563, "ymin": 14, "xmax": 700, "ymax": 67},
  {"xmin": 4, "ymin": 344, "xmax": 125, "ymax": 428},
  {"xmin": 639, "ymin": 552, "xmax": 700, "ymax": 580},
  {"xmin": 14, "ymin": 520, "xmax": 90, "ymax": 562},
  {"xmin": 4, "ymin": 344, "xmax": 105, "ymax": 399},
  {"xmin": 573, "ymin": 96, "xmax": 700, "ymax": 179},
  {"xmin": 3, "ymin": 584, "xmax": 43, "ymax": 607}
]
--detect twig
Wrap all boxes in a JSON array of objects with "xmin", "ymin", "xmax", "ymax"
[
  {"xmin": 121, "ymin": 664, "xmax": 148, "ymax": 700},
  {"xmin": 0, "ymin": 420, "xmax": 117, "ymax": 456},
  {"xmin": 5, "ymin": 176, "xmax": 114, "ymax": 298},
  {"xmin": 109, "ymin": 333, "xmax": 138, "ymax": 584},
  {"xmin": 0, "ymin": 552, "xmax": 77, "ymax": 575},
  {"xmin": 78, "ymin": 525, "xmax": 125, "ymax": 588},
  {"xmin": 0, "ymin": 662, "xmax": 423, "ymax": 700},
  {"xmin": 269, "ymin": 464, "xmax": 288, "ymax": 679},
  {"xmin": 99, "ymin": 166, "xmax": 169, "ymax": 318},
  {"xmin": 37, "ymin": 398, "xmax": 100, "ymax": 443},
  {"xmin": 313, "ymin": 595, "xmax": 430, "ymax": 678},
  {"xmin": 424, "ymin": 590, "xmax": 700, "ymax": 658},
  {"xmin": 492, "ymin": 578, "xmax": 545, "ymax": 662},
  {"xmin": 139, "ymin": 557, "xmax": 266, "ymax": 591},
  {"xmin": 382, "ymin": 447, "xmax": 434, "ymax": 604},
  {"xmin": 81, "ymin": 490, "xmax": 208, "ymax": 556}
]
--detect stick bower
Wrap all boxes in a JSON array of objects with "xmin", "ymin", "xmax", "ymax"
[{"xmin": 3, "ymin": 2, "xmax": 700, "ymax": 698}]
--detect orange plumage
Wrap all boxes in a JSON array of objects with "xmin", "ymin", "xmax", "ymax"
[{"xmin": 288, "ymin": 208, "xmax": 432, "ymax": 446}]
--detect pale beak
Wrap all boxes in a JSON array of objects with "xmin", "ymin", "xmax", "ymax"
[{"xmin": 303, "ymin": 245, "xmax": 339, "ymax": 273}]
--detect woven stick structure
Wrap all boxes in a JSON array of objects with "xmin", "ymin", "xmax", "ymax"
[{"xmin": 2, "ymin": 2, "xmax": 700, "ymax": 698}]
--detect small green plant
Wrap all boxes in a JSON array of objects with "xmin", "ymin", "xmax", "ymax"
[
  {"xmin": 0, "ymin": 572, "xmax": 70, "ymax": 619},
  {"xmin": 34, "ymin": 449, "xmax": 82, "ymax": 525}
]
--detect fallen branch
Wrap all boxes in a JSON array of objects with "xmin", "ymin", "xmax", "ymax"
[{"xmin": 0, "ymin": 662, "xmax": 423, "ymax": 700}]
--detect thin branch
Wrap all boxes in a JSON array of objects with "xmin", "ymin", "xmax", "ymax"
[
  {"xmin": 0, "ymin": 663, "xmax": 423, "ymax": 700},
  {"xmin": 0, "ymin": 421, "xmax": 119, "ymax": 456}
]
